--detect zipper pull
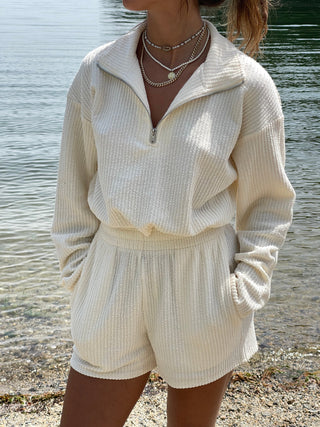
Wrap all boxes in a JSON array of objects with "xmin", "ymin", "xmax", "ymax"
[{"xmin": 150, "ymin": 128, "xmax": 157, "ymax": 144}]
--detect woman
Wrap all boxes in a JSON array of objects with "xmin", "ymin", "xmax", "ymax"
[{"xmin": 52, "ymin": 0, "xmax": 295, "ymax": 425}]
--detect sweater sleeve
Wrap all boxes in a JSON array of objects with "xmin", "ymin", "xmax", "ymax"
[
  {"xmin": 230, "ymin": 116, "xmax": 295, "ymax": 318},
  {"xmin": 51, "ymin": 72, "xmax": 100, "ymax": 291}
]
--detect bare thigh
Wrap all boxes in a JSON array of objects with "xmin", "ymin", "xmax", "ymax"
[
  {"xmin": 167, "ymin": 371, "xmax": 233, "ymax": 427},
  {"xmin": 60, "ymin": 367, "xmax": 151, "ymax": 427}
]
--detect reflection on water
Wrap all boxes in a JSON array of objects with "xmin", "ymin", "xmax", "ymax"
[{"xmin": 0, "ymin": 0, "xmax": 319, "ymax": 385}]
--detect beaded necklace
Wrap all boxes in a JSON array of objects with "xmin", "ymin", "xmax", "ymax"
[{"xmin": 144, "ymin": 21, "xmax": 205, "ymax": 52}]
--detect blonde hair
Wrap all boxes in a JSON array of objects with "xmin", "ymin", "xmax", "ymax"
[{"xmin": 198, "ymin": 0, "xmax": 271, "ymax": 56}]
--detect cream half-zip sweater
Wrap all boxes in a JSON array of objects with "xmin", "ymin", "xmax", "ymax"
[{"xmin": 51, "ymin": 21, "xmax": 295, "ymax": 319}]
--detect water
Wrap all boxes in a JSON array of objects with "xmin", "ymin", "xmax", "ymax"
[{"xmin": 1, "ymin": 0, "xmax": 319, "ymax": 389}]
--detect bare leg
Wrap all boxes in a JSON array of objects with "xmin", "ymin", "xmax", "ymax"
[
  {"xmin": 167, "ymin": 371, "xmax": 232, "ymax": 427},
  {"xmin": 60, "ymin": 367, "xmax": 151, "ymax": 427}
]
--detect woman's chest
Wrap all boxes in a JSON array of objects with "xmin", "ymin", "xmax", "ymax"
[
  {"xmin": 136, "ymin": 37, "xmax": 211, "ymax": 129},
  {"xmin": 89, "ymin": 79, "xmax": 243, "ymax": 207},
  {"xmin": 143, "ymin": 59, "xmax": 210, "ymax": 129},
  {"xmin": 90, "ymin": 76, "xmax": 244, "ymax": 160}
]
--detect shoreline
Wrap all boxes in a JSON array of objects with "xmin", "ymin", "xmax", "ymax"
[{"xmin": 1, "ymin": 352, "xmax": 319, "ymax": 426}]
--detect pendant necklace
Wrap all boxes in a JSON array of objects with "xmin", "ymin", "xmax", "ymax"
[
  {"xmin": 142, "ymin": 23, "xmax": 207, "ymax": 81},
  {"xmin": 140, "ymin": 24, "xmax": 209, "ymax": 87}
]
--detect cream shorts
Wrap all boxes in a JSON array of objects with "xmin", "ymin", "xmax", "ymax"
[{"xmin": 70, "ymin": 223, "xmax": 258, "ymax": 389}]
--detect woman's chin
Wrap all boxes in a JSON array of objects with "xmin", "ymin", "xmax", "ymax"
[{"xmin": 122, "ymin": 0, "xmax": 149, "ymax": 12}]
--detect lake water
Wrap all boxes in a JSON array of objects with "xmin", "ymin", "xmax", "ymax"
[{"xmin": 1, "ymin": 0, "xmax": 319, "ymax": 390}]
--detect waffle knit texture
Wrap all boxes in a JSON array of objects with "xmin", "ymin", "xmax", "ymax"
[{"xmin": 51, "ymin": 20, "xmax": 295, "ymax": 320}]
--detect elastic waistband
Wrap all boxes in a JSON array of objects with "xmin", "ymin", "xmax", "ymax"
[{"xmin": 98, "ymin": 224, "xmax": 234, "ymax": 251}]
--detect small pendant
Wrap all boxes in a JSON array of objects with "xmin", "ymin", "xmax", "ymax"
[
  {"xmin": 162, "ymin": 46, "xmax": 172, "ymax": 52},
  {"xmin": 168, "ymin": 71, "xmax": 176, "ymax": 80}
]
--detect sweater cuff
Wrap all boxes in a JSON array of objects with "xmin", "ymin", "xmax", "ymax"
[
  {"xmin": 60, "ymin": 249, "xmax": 90, "ymax": 292},
  {"xmin": 230, "ymin": 272, "xmax": 255, "ymax": 319}
]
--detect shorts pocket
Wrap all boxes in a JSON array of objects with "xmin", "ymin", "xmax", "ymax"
[
  {"xmin": 216, "ymin": 226, "xmax": 239, "ymax": 318},
  {"xmin": 228, "ymin": 272, "xmax": 241, "ymax": 319},
  {"xmin": 69, "ymin": 231, "xmax": 100, "ymax": 306}
]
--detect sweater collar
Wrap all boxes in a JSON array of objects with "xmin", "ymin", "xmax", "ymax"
[{"xmin": 96, "ymin": 20, "xmax": 244, "ymax": 115}]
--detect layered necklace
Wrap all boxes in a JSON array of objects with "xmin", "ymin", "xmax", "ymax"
[{"xmin": 140, "ymin": 21, "xmax": 209, "ymax": 88}]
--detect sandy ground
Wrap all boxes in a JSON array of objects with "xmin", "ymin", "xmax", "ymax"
[{"xmin": 1, "ymin": 352, "xmax": 320, "ymax": 426}]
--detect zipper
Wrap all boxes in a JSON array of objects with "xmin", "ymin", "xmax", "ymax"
[
  {"xmin": 150, "ymin": 128, "xmax": 157, "ymax": 144},
  {"xmin": 96, "ymin": 62, "xmax": 244, "ymax": 146}
]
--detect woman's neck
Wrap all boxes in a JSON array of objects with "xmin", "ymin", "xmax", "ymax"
[{"xmin": 146, "ymin": 5, "xmax": 203, "ymax": 49}]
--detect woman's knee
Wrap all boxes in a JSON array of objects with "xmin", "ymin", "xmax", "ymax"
[
  {"xmin": 60, "ymin": 368, "xmax": 151, "ymax": 427},
  {"xmin": 166, "ymin": 371, "xmax": 233, "ymax": 427}
]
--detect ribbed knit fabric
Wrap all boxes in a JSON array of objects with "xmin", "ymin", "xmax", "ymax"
[
  {"xmin": 69, "ymin": 223, "xmax": 258, "ymax": 388},
  {"xmin": 51, "ymin": 20, "xmax": 295, "ymax": 331}
]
